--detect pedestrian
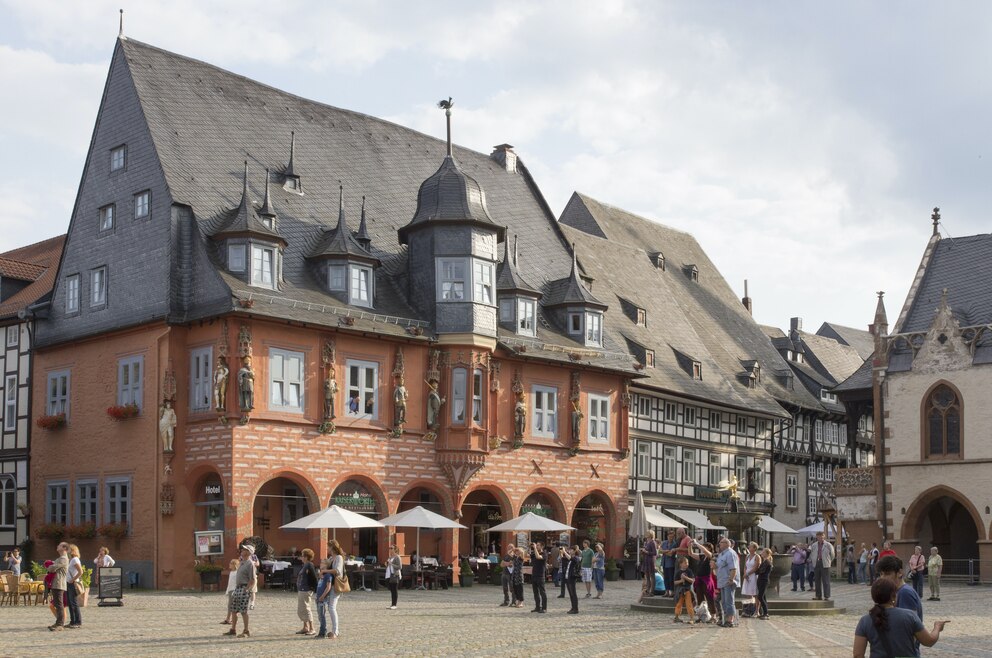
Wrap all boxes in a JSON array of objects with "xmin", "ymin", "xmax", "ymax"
[
  {"xmin": 295, "ymin": 548, "xmax": 318, "ymax": 636},
  {"xmin": 926, "ymin": 547, "xmax": 942, "ymax": 601},
  {"xmin": 639, "ymin": 530, "xmax": 658, "ymax": 601},
  {"xmin": 530, "ymin": 541, "xmax": 548, "ymax": 613},
  {"xmin": 868, "ymin": 542, "xmax": 880, "ymax": 584},
  {"xmin": 810, "ymin": 531, "xmax": 835, "ymax": 601},
  {"xmin": 580, "ymin": 539, "xmax": 595, "ymax": 598},
  {"xmin": 322, "ymin": 539, "xmax": 346, "ymax": 639},
  {"xmin": 908, "ymin": 546, "xmax": 926, "ymax": 598},
  {"xmin": 660, "ymin": 530, "xmax": 677, "ymax": 596},
  {"xmin": 7, "ymin": 547, "xmax": 21, "ymax": 575},
  {"xmin": 741, "ymin": 541, "xmax": 761, "ymax": 615},
  {"xmin": 878, "ymin": 540, "xmax": 896, "ymax": 560},
  {"xmin": 499, "ymin": 544, "xmax": 515, "ymax": 606},
  {"xmin": 755, "ymin": 547, "xmax": 772, "ymax": 620},
  {"xmin": 672, "ymin": 556, "xmax": 696, "ymax": 624},
  {"xmin": 66, "ymin": 543, "xmax": 83, "ymax": 629},
  {"xmin": 46, "ymin": 544, "xmax": 69, "ymax": 631},
  {"xmin": 564, "ymin": 545, "xmax": 581, "ymax": 614},
  {"xmin": 222, "ymin": 558, "xmax": 240, "ymax": 625},
  {"xmin": 510, "ymin": 547, "xmax": 525, "ymax": 608},
  {"xmin": 92, "ymin": 546, "xmax": 114, "ymax": 588},
  {"xmin": 846, "ymin": 543, "xmax": 857, "ymax": 584},
  {"xmin": 858, "ymin": 543, "xmax": 869, "ymax": 584},
  {"xmin": 226, "ymin": 544, "xmax": 256, "ymax": 638},
  {"xmin": 385, "ymin": 545, "xmax": 402, "ymax": 610},
  {"xmin": 853, "ymin": 578, "xmax": 947, "ymax": 658},
  {"xmin": 315, "ymin": 559, "xmax": 333, "ymax": 637},
  {"xmin": 592, "ymin": 543, "xmax": 606, "ymax": 599},
  {"xmin": 788, "ymin": 543, "xmax": 807, "ymax": 591},
  {"xmin": 556, "ymin": 544, "xmax": 568, "ymax": 599},
  {"xmin": 690, "ymin": 539, "xmax": 717, "ymax": 622},
  {"xmin": 715, "ymin": 537, "xmax": 740, "ymax": 628},
  {"xmin": 876, "ymin": 555, "xmax": 923, "ymax": 622}
]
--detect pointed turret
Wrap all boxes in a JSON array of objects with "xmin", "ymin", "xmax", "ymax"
[
  {"xmin": 496, "ymin": 235, "xmax": 542, "ymax": 337},
  {"xmin": 307, "ymin": 185, "xmax": 379, "ymax": 308},
  {"xmin": 258, "ymin": 169, "xmax": 276, "ymax": 229},
  {"xmin": 496, "ymin": 235, "xmax": 540, "ymax": 296},
  {"xmin": 355, "ymin": 196, "xmax": 372, "ymax": 251},
  {"xmin": 208, "ymin": 161, "xmax": 286, "ymax": 245},
  {"xmin": 872, "ymin": 291, "xmax": 888, "ymax": 337},
  {"xmin": 282, "ymin": 131, "xmax": 302, "ymax": 192},
  {"xmin": 545, "ymin": 244, "xmax": 607, "ymax": 347}
]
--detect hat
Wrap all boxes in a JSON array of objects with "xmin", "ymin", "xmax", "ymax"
[{"xmin": 240, "ymin": 544, "xmax": 255, "ymax": 555}]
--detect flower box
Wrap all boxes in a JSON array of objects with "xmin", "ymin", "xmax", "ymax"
[
  {"xmin": 106, "ymin": 403, "xmax": 140, "ymax": 421},
  {"xmin": 37, "ymin": 413, "xmax": 67, "ymax": 430},
  {"xmin": 65, "ymin": 522, "xmax": 98, "ymax": 540},
  {"xmin": 36, "ymin": 523, "xmax": 66, "ymax": 542},
  {"xmin": 97, "ymin": 522, "xmax": 129, "ymax": 541}
]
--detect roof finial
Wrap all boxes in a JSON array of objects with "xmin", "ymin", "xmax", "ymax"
[
  {"xmin": 355, "ymin": 195, "xmax": 372, "ymax": 250},
  {"xmin": 241, "ymin": 159, "xmax": 249, "ymax": 198},
  {"xmin": 571, "ymin": 243, "xmax": 578, "ymax": 275},
  {"xmin": 932, "ymin": 206, "xmax": 940, "ymax": 236},
  {"xmin": 438, "ymin": 97, "xmax": 454, "ymax": 157},
  {"xmin": 513, "ymin": 235, "xmax": 519, "ymax": 266},
  {"xmin": 259, "ymin": 168, "xmax": 275, "ymax": 216},
  {"xmin": 119, "ymin": 9, "xmax": 124, "ymax": 39},
  {"xmin": 286, "ymin": 131, "xmax": 297, "ymax": 176},
  {"xmin": 337, "ymin": 182, "xmax": 345, "ymax": 231}
]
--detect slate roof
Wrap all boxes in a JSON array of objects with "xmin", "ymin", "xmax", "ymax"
[
  {"xmin": 833, "ymin": 357, "xmax": 872, "ymax": 394},
  {"xmin": 0, "ymin": 235, "xmax": 66, "ymax": 320},
  {"xmin": 544, "ymin": 253, "xmax": 607, "ymax": 309},
  {"xmin": 206, "ymin": 163, "xmax": 287, "ymax": 245},
  {"xmin": 496, "ymin": 237, "xmax": 540, "ymax": 295},
  {"xmin": 797, "ymin": 331, "xmax": 865, "ymax": 384},
  {"xmin": 560, "ymin": 192, "xmax": 821, "ymax": 417},
  {"xmin": 815, "ymin": 322, "xmax": 874, "ymax": 359},
  {"xmin": 307, "ymin": 187, "xmax": 380, "ymax": 265}
]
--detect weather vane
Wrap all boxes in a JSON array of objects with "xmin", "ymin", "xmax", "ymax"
[{"xmin": 438, "ymin": 97, "xmax": 453, "ymax": 156}]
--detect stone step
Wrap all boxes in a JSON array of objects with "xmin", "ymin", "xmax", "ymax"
[{"xmin": 630, "ymin": 603, "xmax": 847, "ymax": 617}]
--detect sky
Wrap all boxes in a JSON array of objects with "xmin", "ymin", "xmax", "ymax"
[{"xmin": 1, "ymin": 0, "xmax": 990, "ymax": 331}]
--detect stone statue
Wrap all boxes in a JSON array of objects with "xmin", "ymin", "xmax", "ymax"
[
  {"xmin": 571, "ymin": 399, "xmax": 583, "ymax": 444},
  {"xmin": 213, "ymin": 357, "xmax": 229, "ymax": 411},
  {"xmin": 393, "ymin": 380, "xmax": 408, "ymax": 426},
  {"xmin": 513, "ymin": 394, "xmax": 526, "ymax": 439},
  {"xmin": 159, "ymin": 400, "xmax": 177, "ymax": 452},
  {"xmin": 238, "ymin": 356, "xmax": 255, "ymax": 411},
  {"xmin": 324, "ymin": 374, "xmax": 338, "ymax": 420},
  {"xmin": 426, "ymin": 379, "xmax": 445, "ymax": 430}
]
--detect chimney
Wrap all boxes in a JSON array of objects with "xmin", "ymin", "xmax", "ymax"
[
  {"xmin": 790, "ymin": 317, "xmax": 802, "ymax": 334},
  {"xmin": 491, "ymin": 144, "xmax": 517, "ymax": 173},
  {"xmin": 741, "ymin": 279, "xmax": 753, "ymax": 316}
]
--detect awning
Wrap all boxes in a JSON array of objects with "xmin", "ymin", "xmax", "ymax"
[
  {"xmin": 794, "ymin": 522, "xmax": 847, "ymax": 538},
  {"xmin": 666, "ymin": 509, "xmax": 726, "ymax": 530},
  {"xmin": 757, "ymin": 515, "xmax": 798, "ymax": 534},
  {"xmin": 628, "ymin": 506, "xmax": 686, "ymax": 529}
]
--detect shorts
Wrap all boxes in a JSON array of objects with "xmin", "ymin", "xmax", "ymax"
[{"xmin": 581, "ymin": 568, "xmax": 593, "ymax": 583}]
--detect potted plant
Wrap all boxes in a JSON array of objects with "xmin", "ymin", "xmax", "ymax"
[
  {"xmin": 195, "ymin": 560, "xmax": 224, "ymax": 588},
  {"xmin": 458, "ymin": 559, "xmax": 474, "ymax": 587},
  {"xmin": 78, "ymin": 565, "xmax": 93, "ymax": 607},
  {"xmin": 30, "ymin": 560, "xmax": 47, "ymax": 580},
  {"xmin": 490, "ymin": 563, "xmax": 503, "ymax": 585},
  {"xmin": 36, "ymin": 412, "xmax": 67, "ymax": 430},
  {"xmin": 106, "ymin": 402, "xmax": 140, "ymax": 420},
  {"xmin": 65, "ymin": 522, "xmax": 98, "ymax": 541},
  {"xmin": 36, "ymin": 522, "xmax": 66, "ymax": 542},
  {"xmin": 605, "ymin": 557, "xmax": 621, "ymax": 582}
]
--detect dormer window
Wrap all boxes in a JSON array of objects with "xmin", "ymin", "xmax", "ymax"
[
  {"xmin": 328, "ymin": 265, "xmax": 346, "ymax": 292},
  {"xmin": 569, "ymin": 313, "xmax": 582, "ymax": 334},
  {"xmin": 586, "ymin": 312, "xmax": 602, "ymax": 346},
  {"xmin": 251, "ymin": 245, "xmax": 275, "ymax": 288},
  {"xmin": 517, "ymin": 298, "xmax": 536, "ymax": 336},
  {"xmin": 820, "ymin": 389, "xmax": 838, "ymax": 403},
  {"xmin": 260, "ymin": 215, "xmax": 274, "ymax": 231},
  {"xmin": 349, "ymin": 265, "xmax": 373, "ymax": 307},
  {"xmin": 652, "ymin": 253, "xmax": 665, "ymax": 270},
  {"xmin": 692, "ymin": 361, "xmax": 702, "ymax": 380},
  {"xmin": 645, "ymin": 349, "xmax": 655, "ymax": 368},
  {"xmin": 438, "ymin": 258, "xmax": 466, "ymax": 301},
  {"xmin": 636, "ymin": 308, "xmax": 647, "ymax": 327},
  {"xmin": 283, "ymin": 176, "xmax": 301, "ymax": 193},
  {"xmin": 685, "ymin": 264, "xmax": 699, "ymax": 282},
  {"xmin": 110, "ymin": 145, "xmax": 126, "ymax": 172},
  {"xmin": 228, "ymin": 244, "xmax": 246, "ymax": 272}
]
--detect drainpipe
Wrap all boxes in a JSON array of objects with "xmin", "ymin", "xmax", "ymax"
[
  {"xmin": 19, "ymin": 308, "xmax": 36, "ymax": 546},
  {"xmin": 876, "ymin": 373, "xmax": 887, "ymax": 542}
]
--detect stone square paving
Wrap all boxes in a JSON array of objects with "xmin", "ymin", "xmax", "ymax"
[{"xmin": 0, "ymin": 579, "xmax": 988, "ymax": 657}]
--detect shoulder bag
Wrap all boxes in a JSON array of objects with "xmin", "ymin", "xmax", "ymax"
[{"xmin": 333, "ymin": 559, "xmax": 351, "ymax": 594}]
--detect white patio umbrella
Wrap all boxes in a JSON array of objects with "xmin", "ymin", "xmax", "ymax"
[
  {"xmin": 485, "ymin": 512, "xmax": 575, "ymax": 533},
  {"xmin": 379, "ymin": 505, "xmax": 466, "ymax": 589},
  {"xmin": 280, "ymin": 504, "xmax": 385, "ymax": 541},
  {"xmin": 629, "ymin": 491, "xmax": 649, "ymax": 540}
]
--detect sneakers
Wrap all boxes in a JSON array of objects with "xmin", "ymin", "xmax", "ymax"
[{"xmin": 389, "ymin": 606, "xmax": 397, "ymax": 610}]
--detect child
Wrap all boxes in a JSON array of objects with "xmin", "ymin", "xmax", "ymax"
[
  {"xmin": 315, "ymin": 559, "xmax": 334, "ymax": 638},
  {"xmin": 222, "ymin": 558, "xmax": 240, "ymax": 625},
  {"xmin": 672, "ymin": 556, "xmax": 695, "ymax": 625}
]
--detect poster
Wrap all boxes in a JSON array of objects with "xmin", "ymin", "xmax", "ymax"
[{"xmin": 194, "ymin": 530, "xmax": 224, "ymax": 556}]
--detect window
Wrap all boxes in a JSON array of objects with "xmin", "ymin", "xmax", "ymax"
[
  {"xmin": 825, "ymin": 464, "xmax": 833, "ymax": 481},
  {"xmin": 786, "ymin": 472, "xmax": 798, "ymax": 508},
  {"xmin": 269, "ymin": 348, "xmax": 304, "ymax": 412},
  {"xmin": 472, "ymin": 369, "xmax": 483, "ymax": 424},
  {"xmin": 636, "ymin": 441, "xmax": 651, "ymax": 477},
  {"xmin": 585, "ymin": 312, "xmax": 602, "ymax": 346},
  {"xmin": 76, "ymin": 481, "xmax": 98, "ymax": 524},
  {"xmin": 709, "ymin": 411, "xmax": 721, "ymax": 430},
  {"xmin": 328, "ymin": 265, "xmax": 346, "ymax": 291},
  {"xmin": 473, "ymin": 260, "xmax": 494, "ymax": 304},
  {"xmin": 692, "ymin": 362, "xmax": 702, "ymax": 380},
  {"xmin": 568, "ymin": 313, "xmax": 582, "ymax": 335},
  {"xmin": 636, "ymin": 308, "xmax": 646, "ymax": 326},
  {"xmin": 260, "ymin": 215, "xmax": 274, "ymax": 231},
  {"xmin": 134, "ymin": 190, "xmax": 150, "ymax": 219},
  {"xmin": 346, "ymin": 359, "xmax": 378, "ymax": 419},
  {"xmin": 808, "ymin": 461, "xmax": 815, "ymax": 479},
  {"xmin": 808, "ymin": 495, "xmax": 818, "ymax": 517},
  {"xmin": 499, "ymin": 298, "xmax": 514, "ymax": 322},
  {"xmin": 735, "ymin": 456, "xmax": 747, "ymax": 484},
  {"xmin": 587, "ymin": 394, "xmax": 610, "ymax": 443},
  {"xmin": 0, "ymin": 475, "xmax": 14, "ymax": 528},
  {"xmin": 683, "ymin": 448, "xmax": 696, "ymax": 484},
  {"xmin": 350, "ymin": 265, "xmax": 373, "ymax": 307},
  {"xmin": 117, "ymin": 356, "xmax": 143, "ymax": 409},
  {"xmin": 99, "ymin": 204, "xmax": 115, "ymax": 231},
  {"xmin": 532, "ymin": 386, "xmax": 558, "ymax": 439},
  {"xmin": 47, "ymin": 371, "xmax": 70, "ymax": 417},
  {"xmin": 814, "ymin": 420, "xmax": 823, "ymax": 444},
  {"xmin": 282, "ymin": 485, "xmax": 309, "ymax": 524},
  {"xmin": 6, "ymin": 326, "xmax": 17, "ymax": 347},
  {"xmin": 817, "ymin": 462, "xmax": 825, "ymax": 480},
  {"xmin": 925, "ymin": 384, "xmax": 961, "ymax": 457},
  {"xmin": 110, "ymin": 145, "xmax": 126, "ymax": 171},
  {"xmin": 251, "ymin": 246, "xmax": 275, "ymax": 288},
  {"xmin": 644, "ymin": 349, "xmax": 655, "ymax": 368},
  {"xmin": 665, "ymin": 402, "xmax": 676, "ymax": 421},
  {"xmin": 228, "ymin": 245, "xmax": 246, "ymax": 273},
  {"xmin": 65, "ymin": 274, "xmax": 79, "ymax": 313},
  {"xmin": 709, "ymin": 453, "xmax": 721, "ymax": 484},
  {"xmin": 737, "ymin": 416, "xmax": 748, "ymax": 436},
  {"xmin": 517, "ymin": 298, "xmax": 535, "ymax": 336},
  {"xmin": 663, "ymin": 446, "xmax": 676, "ymax": 481},
  {"xmin": 757, "ymin": 420, "xmax": 768, "ymax": 438},
  {"xmin": 46, "ymin": 482, "xmax": 68, "ymax": 525},
  {"xmin": 4, "ymin": 374, "xmax": 16, "ymax": 431},
  {"xmin": 90, "ymin": 266, "xmax": 107, "ymax": 306},
  {"xmin": 685, "ymin": 407, "xmax": 697, "ymax": 426},
  {"xmin": 105, "ymin": 479, "xmax": 130, "ymax": 528},
  {"xmin": 438, "ymin": 258, "xmax": 466, "ymax": 300},
  {"xmin": 190, "ymin": 347, "xmax": 212, "ymax": 412},
  {"xmin": 451, "ymin": 368, "xmax": 467, "ymax": 423},
  {"xmin": 637, "ymin": 395, "xmax": 650, "ymax": 417}
]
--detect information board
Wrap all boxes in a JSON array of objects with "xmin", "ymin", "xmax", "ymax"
[
  {"xmin": 195, "ymin": 530, "xmax": 225, "ymax": 556},
  {"xmin": 98, "ymin": 566, "xmax": 124, "ymax": 607}
]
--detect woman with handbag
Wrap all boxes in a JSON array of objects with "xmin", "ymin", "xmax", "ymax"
[
  {"xmin": 321, "ymin": 539, "xmax": 348, "ymax": 639},
  {"xmin": 385, "ymin": 545, "xmax": 402, "ymax": 609},
  {"xmin": 66, "ymin": 544, "xmax": 84, "ymax": 629}
]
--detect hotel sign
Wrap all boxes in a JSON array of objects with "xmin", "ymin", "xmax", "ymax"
[
  {"xmin": 695, "ymin": 487, "xmax": 726, "ymax": 502},
  {"xmin": 333, "ymin": 489, "xmax": 377, "ymax": 512}
]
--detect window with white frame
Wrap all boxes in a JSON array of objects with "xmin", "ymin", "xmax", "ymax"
[
  {"xmin": 46, "ymin": 482, "xmax": 68, "ymax": 525},
  {"xmin": 438, "ymin": 258, "xmax": 466, "ymax": 301},
  {"xmin": 228, "ymin": 244, "xmax": 246, "ymax": 272},
  {"xmin": 189, "ymin": 347, "xmax": 212, "ymax": 412},
  {"xmin": 76, "ymin": 481, "xmax": 98, "ymax": 525},
  {"xmin": 786, "ymin": 472, "xmax": 798, "ymax": 508},
  {"xmin": 451, "ymin": 368, "xmax": 467, "ymax": 423},
  {"xmin": 4, "ymin": 374, "xmax": 16, "ymax": 431},
  {"xmin": 473, "ymin": 260, "xmax": 494, "ymax": 304},
  {"xmin": 65, "ymin": 274, "xmax": 80, "ymax": 313},
  {"xmin": 645, "ymin": 349, "xmax": 655, "ymax": 368},
  {"xmin": 269, "ymin": 348, "xmax": 304, "ymax": 412},
  {"xmin": 99, "ymin": 204, "xmax": 115, "ymax": 231},
  {"xmin": 517, "ymin": 298, "xmax": 535, "ymax": 336},
  {"xmin": 90, "ymin": 266, "xmax": 107, "ymax": 306},
  {"xmin": 663, "ymin": 446, "xmax": 676, "ymax": 481},
  {"xmin": 735, "ymin": 456, "xmax": 747, "ymax": 484},
  {"xmin": 499, "ymin": 298, "xmax": 513, "ymax": 322},
  {"xmin": 825, "ymin": 464, "xmax": 833, "ymax": 481},
  {"xmin": 815, "ymin": 419, "xmax": 823, "ymax": 444},
  {"xmin": 638, "ymin": 395, "xmax": 650, "ymax": 418},
  {"xmin": 710, "ymin": 411, "xmax": 721, "ymax": 430},
  {"xmin": 47, "ymin": 371, "xmax": 70, "ymax": 417},
  {"xmin": 758, "ymin": 419, "xmax": 768, "ymax": 437},
  {"xmin": 808, "ymin": 495, "xmax": 818, "ymax": 517},
  {"xmin": 817, "ymin": 462, "xmax": 825, "ymax": 480},
  {"xmin": 110, "ymin": 144, "xmax": 126, "ymax": 171},
  {"xmin": 282, "ymin": 485, "xmax": 309, "ymax": 524},
  {"xmin": 636, "ymin": 441, "xmax": 651, "ymax": 477},
  {"xmin": 531, "ymin": 385, "xmax": 558, "ymax": 439},
  {"xmin": 585, "ymin": 312, "xmax": 602, "ymax": 346},
  {"xmin": 0, "ymin": 475, "xmax": 14, "ymax": 528},
  {"xmin": 808, "ymin": 461, "xmax": 816, "ymax": 479},
  {"xmin": 587, "ymin": 393, "xmax": 610, "ymax": 443},
  {"xmin": 350, "ymin": 264, "xmax": 373, "ymax": 307},
  {"xmin": 251, "ymin": 245, "xmax": 275, "ymax": 288},
  {"xmin": 346, "ymin": 359, "xmax": 378, "ymax": 419},
  {"xmin": 683, "ymin": 448, "xmax": 696, "ymax": 484},
  {"xmin": 472, "ymin": 369, "xmax": 483, "ymax": 424},
  {"xmin": 665, "ymin": 402, "xmax": 676, "ymax": 421},
  {"xmin": 328, "ymin": 264, "xmax": 346, "ymax": 292},
  {"xmin": 685, "ymin": 407, "xmax": 697, "ymax": 426},
  {"xmin": 568, "ymin": 312, "xmax": 582, "ymax": 335},
  {"xmin": 737, "ymin": 416, "xmax": 748, "ymax": 435},
  {"xmin": 134, "ymin": 190, "xmax": 150, "ymax": 219},
  {"xmin": 105, "ymin": 478, "xmax": 130, "ymax": 528},
  {"xmin": 117, "ymin": 355, "xmax": 143, "ymax": 408},
  {"xmin": 636, "ymin": 308, "xmax": 646, "ymax": 326},
  {"xmin": 6, "ymin": 326, "xmax": 17, "ymax": 347}
]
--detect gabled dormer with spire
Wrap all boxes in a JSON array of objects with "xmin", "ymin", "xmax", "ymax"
[
  {"xmin": 355, "ymin": 196, "xmax": 372, "ymax": 251},
  {"xmin": 544, "ymin": 246, "xmax": 608, "ymax": 347},
  {"xmin": 282, "ymin": 131, "xmax": 302, "ymax": 194},
  {"xmin": 208, "ymin": 162, "xmax": 287, "ymax": 290},
  {"xmin": 496, "ymin": 235, "xmax": 542, "ymax": 337},
  {"xmin": 307, "ymin": 186, "xmax": 381, "ymax": 308},
  {"xmin": 397, "ymin": 98, "xmax": 505, "ymax": 345}
]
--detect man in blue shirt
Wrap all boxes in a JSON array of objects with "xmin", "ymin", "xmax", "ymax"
[
  {"xmin": 715, "ymin": 537, "xmax": 741, "ymax": 628},
  {"xmin": 877, "ymin": 555, "xmax": 923, "ymax": 620},
  {"xmin": 660, "ymin": 530, "xmax": 677, "ymax": 597}
]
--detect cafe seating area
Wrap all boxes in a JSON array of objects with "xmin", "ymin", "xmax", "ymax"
[
  {"xmin": 257, "ymin": 556, "xmax": 454, "ymax": 592},
  {"xmin": 0, "ymin": 572, "xmax": 45, "ymax": 606}
]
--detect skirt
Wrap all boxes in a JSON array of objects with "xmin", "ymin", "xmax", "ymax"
[{"xmin": 229, "ymin": 585, "xmax": 250, "ymax": 613}]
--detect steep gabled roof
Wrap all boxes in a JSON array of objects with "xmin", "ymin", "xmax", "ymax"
[
  {"xmin": 798, "ymin": 331, "xmax": 865, "ymax": 384},
  {"xmin": 0, "ymin": 235, "xmax": 66, "ymax": 319},
  {"xmin": 815, "ymin": 321, "xmax": 874, "ymax": 359},
  {"xmin": 833, "ymin": 357, "xmax": 872, "ymax": 394}
]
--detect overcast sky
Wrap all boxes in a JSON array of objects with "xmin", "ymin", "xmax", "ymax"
[{"xmin": 2, "ymin": 1, "xmax": 990, "ymax": 331}]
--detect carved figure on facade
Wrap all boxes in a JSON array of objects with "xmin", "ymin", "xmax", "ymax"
[
  {"xmin": 391, "ymin": 347, "xmax": 408, "ymax": 437},
  {"xmin": 318, "ymin": 339, "xmax": 337, "ymax": 434},
  {"xmin": 159, "ymin": 399, "xmax": 177, "ymax": 453},
  {"xmin": 238, "ymin": 355, "xmax": 255, "ymax": 413},
  {"xmin": 490, "ymin": 359, "xmax": 501, "ymax": 392},
  {"xmin": 425, "ymin": 378, "xmax": 445, "ymax": 442},
  {"xmin": 512, "ymin": 369, "xmax": 525, "ymax": 447},
  {"xmin": 568, "ymin": 371, "xmax": 582, "ymax": 455},
  {"xmin": 213, "ymin": 357, "xmax": 229, "ymax": 412}
]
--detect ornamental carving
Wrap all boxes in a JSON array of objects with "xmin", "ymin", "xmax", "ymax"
[
  {"xmin": 391, "ymin": 347, "xmax": 408, "ymax": 437},
  {"xmin": 512, "ymin": 369, "xmax": 525, "ymax": 446},
  {"xmin": 237, "ymin": 323, "xmax": 254, "ymax": 424},
  {"xmin": 569, "ymin": 371, "xmax": 582, "ymax": 455},
  {"xmin": 490, "ymin": 360, "xmax": 501, "ymax": 393},
  {"xmin": 214, "ymin": 320, "xmax": 231, "ymax": 423},
  {"xmin": 320, "ymin": 339, "xmax": 337, "ymax": 434}
]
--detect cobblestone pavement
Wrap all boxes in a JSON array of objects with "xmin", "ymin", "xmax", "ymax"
[{"xmin": 0, "ymin": 579, "xmax": 988, "ymax": 657}]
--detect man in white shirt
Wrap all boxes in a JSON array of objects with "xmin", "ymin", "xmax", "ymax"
[{"xmin": 811, "ymin": 531, "xmax": 835, "ymax": 601}]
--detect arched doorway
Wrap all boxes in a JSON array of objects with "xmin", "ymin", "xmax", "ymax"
[
  {"xmin": 519, "ymin": 489, "xmax": 567, "ymax": 550},
  {"xmin": 461, "ymin": 486, "xmax": 512, "ymax": 556},
  {"xmin": 903, "ymin": 486, "xmax": 984, "ymax": 575},
  {"xmin": 571, "ymin": 491, "xmax": 614, "ymax": 549},
  {"xmin": 251, "ymin": 474, "xmax": 319, "ymax": 557},
  {"xmin": 396, "ymin": 483, "xmax": 449, "ymax": 559},
  {"xmin": 330, "ymin": 479, "xmax": 386, "ymax": 560}
]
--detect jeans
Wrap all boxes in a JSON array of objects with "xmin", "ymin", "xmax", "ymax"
[
  {"xmin": 790, "ymin": 563, "xmax": 806, "ymax": 590},
  {"xmin": 532, "ymin": 578, "xmax": 547, "ymax": 610},
  {"xmin": 501, "ymin": 570, "xmax": 512, "ymax": 604},
  {"xmin": 66, "ymin": 584, "xmax": 81, "ymax": 626},
  {"xmin": 869, "ymin": 563, "xmax": 876, "ymax": 583},
  {"xmin": 663, "ymin": 566, "xmax": 675, "ymax": 594},
  {"xmin": 857, "ymin": 562, "xmax": 867, "ymax": 583},
  {"xmin": 911, "ymin": 571, "xmax": 924, "ymax": 597},
  {"xmin": 756, "ymin": 579, "xmax": 768, "ymax": 617},
  {"xmin": 592, "ymin": 568, "xmax": 605, "ymax": 593},
  {"xmin": 720, "ymin": 584, "xmax": 736, "ymax": 623},
  {"xmin": 326, "ymin": 592, "xmax": 341, "ymax": 635},
  {"xmin": 317, "ymin": 596, "xmax": 328, "ymax": 635},
  {"xmin": 847, "ymin": 561, "xmax": 856, "ymax": 584}
]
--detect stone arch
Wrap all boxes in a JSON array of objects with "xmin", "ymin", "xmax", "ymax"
[
  {"xmin": 326, "ymin": 471, "xmax": 390, "ymax": 516},
  {"xmin": 518, "ymin": 485, "xmax": 567, "ymax": 523},
  {"xmin": 247, "ymin": 468, "xmax": 322, "ymax": 559},
  {"xmin": 326, "ymin": 472, "xmax": 390, "ymax": 563},
  {"xmin": 901, "ymin": 484, "xmax": 985, "ymax": 543},
  {"xmin": 395, "ymin": 479, "xmax": 454, "ymax": 518},
  {"xmin": 570, "ymin": 487, "xmax": 617, "ymax": 546},
  {"xmin": 461, "ymin": 483, "xmax": 514, "ymax": 557}
]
